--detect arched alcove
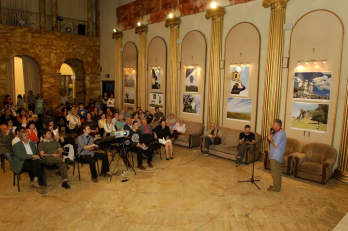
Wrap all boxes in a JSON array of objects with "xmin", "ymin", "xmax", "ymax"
[
  {"xmin": 122, "ymin": 42, "xmax": 138, "ymax": 111},
  {"xmin": 147, "ymin": 36, "xmax": 167, "ymax": 114}
]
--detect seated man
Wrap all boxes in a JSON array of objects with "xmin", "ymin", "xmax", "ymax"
[
  {"xmin": 123, "ymin": 118, "xmax": 133, "ymax": 131},
  {"xmin": 151, "ymin": 107, "xmax": 165, "ymax": 129},
  {"xmin": 77, "ymin": 125, "xmax": 111, "ymax": 183},
  {"xmin": 0, "ymin": 123, "xmax": 15, "ymax": 161},
  {"xmin": 129, "ymin": 121, "xmax": 153, "ymax": 170},
  {"xmin": 121, "ymin": 106, "xmax": 131, "ymax": 118},
  {"xmin": 38, "ymin": 129, "xmax": 70, "ymax": 189},
  {"xmin": 12, "ymin": 131, "xmax": 46, "ymax": 194},
  {"xmin": 12, "ymin": 126, "xmax": 26, "ymax": 146},
  {"xmin": 202, "ymin": 123, "xmax": 222, "ymax": 153},
  {"xmin": 236, "ymin": 125, "xmax": 255, "ymax": 167}
]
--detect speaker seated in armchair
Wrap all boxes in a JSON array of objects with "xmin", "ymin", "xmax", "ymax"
[
  {"xmin": 264, "ymin": 137, "xmax": 302, "ymax": 174},
  {"xmin": 292, "ymin": 142, "xmax": 337, "ymax": 184}
]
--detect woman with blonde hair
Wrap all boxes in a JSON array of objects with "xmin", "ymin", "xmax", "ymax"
[{"xmin": 171, "ymin": 118, "xmax": 186, "ymax": 140}]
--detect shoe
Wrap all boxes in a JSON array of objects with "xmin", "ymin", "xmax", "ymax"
[
  {"xmin": 147, "ymin": 162, "xmax": 153, "ymax": 168},
  {"xmin": 31, "ymin": 182, "xmax": 40, "ymax": 188},
  {"xmin": 170, "ymin": 155, "xmax": 174, "ymax": 159},
  {"xmin": 36, "ymin": 187, "xmax": 47, "ymax": 194},
  {"xmin": 235, "ymin": 162, "xmax": 239, "ymax": 167},
  {"xmin": 137, "ymin": 165, "xmax": 146, "ymax": 170},
  {"xmin": 166, "ymin": 158, "xmax": 169, "ymax": 161},
  {"xmin": 61, "ymin": 181, "xmax": 71, "ymax": 189},
  {"xmin": 99, "ymin": 172, "xmax": 112, "ymax": 177},
  {"xmin": 92, "ymin": 178, "xmax": 99, "ymax": 183},
  {"xmin": 267, "ymin": 187, "xmax": 274, "ymax": 191}
]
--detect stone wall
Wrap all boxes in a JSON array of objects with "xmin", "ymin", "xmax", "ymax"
[{"xmin": 0, "ymin": 24, "xmax": 100, "ymax": 107}]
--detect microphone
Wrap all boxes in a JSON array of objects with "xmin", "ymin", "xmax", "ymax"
[{"xmin": 270, "ymin": 128, "xmax": 275, "ymax": 135}]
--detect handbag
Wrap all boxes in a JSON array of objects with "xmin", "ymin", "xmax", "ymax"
[{"xmin": 213, "ymin": 129, "xmax": 221, "ymax": 145}]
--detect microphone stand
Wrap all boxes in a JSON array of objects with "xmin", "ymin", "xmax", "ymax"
[{"xmin": 238, "ymin": 134, "xmax": 270, "ymax": 190}]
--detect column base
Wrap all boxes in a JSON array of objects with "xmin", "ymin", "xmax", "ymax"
[{"xmin": 333, "ymin": 169, "xmax": 348, "ymax": 183}]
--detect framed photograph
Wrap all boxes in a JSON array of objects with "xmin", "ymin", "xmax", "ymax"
[
  {"xmin": 185, "ymin": 68, "xmax": 199, "ymax": 92},
  {"xmin": 230, "ymin": 66, "xmax": 249, "ymax": 97},
  {"xmin": 293, "ymin": 72, "xmax": 331, "ymax": 102},
  {"xmin": 183, "ymin": 94, "xmax": 201, "ymax": 115},
  {"xmin": 124, "ymin": 73, "xmax": 135, "ymax": 88},
  {"xmin": 149, "ymin": 92, "xmax": 163, "ymax": 108},
  {"xmin": 291, "ymin": 102, "xmax": 329, "ymax": 133},
  {"xmin": 124, "ymin": 88, "xmax": 135, "ymax": 104},
  {"xmin": 226, "ymin": 97, "xmax": 252, "ymax": 121},
  {"xmin": 151, "ymin": 68, "xmax": 161, "ymax": 89}
]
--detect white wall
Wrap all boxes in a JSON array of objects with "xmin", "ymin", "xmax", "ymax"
[{"xmin": 100, "ymin": 0, "xmax": 348, "ymax": 155}]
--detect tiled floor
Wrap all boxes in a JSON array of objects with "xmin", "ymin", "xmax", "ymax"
[{"xmin": 0, "ymin": 146, "xmax": 347, "ymax": 231}]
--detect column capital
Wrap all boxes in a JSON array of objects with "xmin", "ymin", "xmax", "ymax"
[
  {"xmin": 165, "ymin": 17, "xmax": 181, "ymax": 29},
  {"xmin": 112, "ymin": 31, "xmax": 123, "ymax": 40},
  {"xmin": 135, "ymin": 25, "xmax": 148, "ymax": 35},
  {"xmin": 205, "ymin": 6, "xmax": 226, "ymax": 21},
  {"xmin": 263, "ymin": 0, "xmax": 289, "ymax": 9}
]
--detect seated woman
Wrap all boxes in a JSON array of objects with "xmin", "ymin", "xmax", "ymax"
[
  {"xmin": 84, "ymin": 112, "xmax": 99, "ymax": 137},
  {"xmin": 171, "ymin": 118, "xmax": 186, "ymax": 141},
  {"xmin": 26, "ymin": 121, "xmax": 39, "ymax": 144},
  {"xmin": 116, "ymin": 115, "xmax": 126, "ymax": 131},
  {"xmin": 106, "ymin": 107, "xmax": 113, "ymax": 118},
  {"xmin": 132, "ymin": 112, "xmax": 141, "ymax": 125},
  {"xmin": 98, "ymin": 113, "xmax": 106, "ymax": 136},
  {"xmin": 7, "ymin": 119, "xmax": 16, "ymax": 134},
  {"xmin": 103, "ymin": 116, "xmax": 116, "ymax": 137},
  {"xmin": 66, "ymin": 108, "xmax": 81, "ymax": 137},
  {"xmin": 153, "ymin": 120, "xmax": 173, "ymax": 160},
  {"xmin": 17, "ymin": 109, "xmax": 27, "ymax": 127},
  {"xmin": 47, "ymin": 120, "xmax": 64, "ymax": 143},
  {"xmin": 166, "ymin": 113, "xmax": 177, "ymax": 131}
]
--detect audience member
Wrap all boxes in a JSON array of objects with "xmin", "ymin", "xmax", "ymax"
[
  {"xmin": 77, "ymin": 125, "xmax": 111, "ymax": 183},
  {"xmin": 77, "ymin": 104, "xmax": 88, "ymax": 120},
  {"xmin": 106, "ymin": 107, "xmax": 113, "ymax": 118},
  {"xmin": 47, "ymin": 120, "xmax": 64, "ymax": 143},
  {"xmin": 111, "ymin": 112, "xmax": 119, "ymax": 125},
  {"xmin": 60, "ymin": 92, "xmax": 69, "ymax": 105},
  {"xmin": 171, "ymin": 118, "xmax": 187, "ymax": 140},
  {"xmin": 132, "ymin": 112, "xmax": 141, "ymax": 124},
  {"xmin": 0, "ymin": 123, "xmax": 15, "ymax": 161},
  {"xmin": 7, "ymin": 119, "xmax": 16, "ymax": 134},
  {"xmin": 17, "ymin": 109, "xmax": 27, "ymax": 127},
  {"xmin": 4, "ymin": 95, "xmax": 13, "ymax": 106},
  {"xmin": 139, "ymin": 118, "xmax": 152, "ymax": 135},
  {"xmin": 154, "ymin": 120, "xmax": 173, "ymax": 160},
  {"xmin": 166, "ymin": 113, "xmax": 176, "ymax": 131},
  {"xmin": 104, "ymin": 116, "xmax": 116, "ymax": 136},
  {"xmin": 67, "ymin": 108, "xmax": 81, "ymax": 136},
  {"xmin": 121, "ymin": 106, "xmax": 131, "ymax": 118},
  {"xmin": 55, "ymin": 104, "xmax": 68, "ymax": 133},
  {"xmin": 26, "ymin": 90, "xmax": 36, "ymax": 112},
  {"xmin": 98, "ymin": 113, "xmax": 106, "ymax": 135},
  {"xmin": 35, "ymin": 94, "xmax": 44, "ymax": 122},
  {"xmin": 202, "ymin": 123, "xmax": 222, "ymax": 153},
  {"xmin": 12, "ymin": 131, "xmax": 46, "ymax": 194},
  {"xmin": 107, "ymin": 94, "xmax": 115, "ymax": 113},
  {"xmin": 84, "ymin": 113, "xmax": 99, "ymax": 137},
  {"xmin": 0, "ymin": 108, "xmax": 16, "ymax": 125},
  {"xmin": 102, "ymin": 92, "xmax": 109, "ymax": 113},
  {"xmin": 44, "ymin": 104, "xmax": 55, "ymax": 121},
  {"xmin": 26, "ymin": 121, "xmax": 39, "ymax": 144},
  {"xmin": 144, "ymin": 110, "xmax": 153, "ymax": 124},
  {"xmin": 12, "ymin": 126, "xmax": 26, "ymax": 146},
  {"xmin": 138, "ymin": 109, "xmax": 145, "ymax": 119},
  {"xmin": 31, "ymin": 114, "xmax": 43, "ymax": 135},
  {"xmin": 17, "ymin": 94, "xmax": 24, "ymax": 109},
  {"xmin": 124, "ymin": 118, "xmax": 133, "ymax": 131},
  {"xmin": 87, "ymin": 99, "xmax": 96, "ymax": 112},
  {"xmin": 129, "ymin": 121, "xmax": 153, "ymax": 170},
  {"xmin": 96, "ymin": 95, "xmax": 103, "ymax": 110},
  {"xmin": 91, "ymin": 107, "xmax": 99, "ymax": 122},
  {"xmin": 116, "ymin": 115, "xmax": 126, "ymax": 130},
  {"xmin": 151, "ymin": 107, "xmax": 165, "ymax": 128}
]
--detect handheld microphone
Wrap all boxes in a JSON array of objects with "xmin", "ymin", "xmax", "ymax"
[{"xmin": 270, "ymin": 128, "xmax": 275, "ymax": 135}]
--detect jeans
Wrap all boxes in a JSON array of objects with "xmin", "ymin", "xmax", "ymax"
[
  {"xmin": 42, "ymin": 156, "xmax": 68, "ymax": 182},
  {"xmin": 21, "ymin": 159, "xmax": 45, "ymax": 186},
  {"xmin": 204, "ymin": 137, "xmax": 213, "ymax": 150},
  {"xmin": 79, "ymin": 152, "xmax": 110, "ymax": 178},
  {"xmin": 237, "ymin": 142, "xmax": 249, "ymax": 162}
]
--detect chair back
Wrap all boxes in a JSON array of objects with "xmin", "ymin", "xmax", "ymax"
[
  {"xmin": 284, "ymin": 138, "xmax": 302, "ymax": 156},
  {"xmin": 185, "ymin": 121, "xmax": 204, "ymax": 135},
  {"xmin": 302, "ymin": 143, "xmax": 336, "ymax": 164}
]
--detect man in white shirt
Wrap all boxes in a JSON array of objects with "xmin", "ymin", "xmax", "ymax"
[{"xmin": 12, "ymin": 126, "xmax": 26, "ymax": 146}]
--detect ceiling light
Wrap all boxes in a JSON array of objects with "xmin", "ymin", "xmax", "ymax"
[
  {"xmin": 168, "ymin": 13, "xmax": 174, "ymax": 19},
  {"xmin": 113, "ymin": 29, "xmax": 117, "ymax": 32},
  {"xmin": 137, "ymin": 22, "xmax": 141, "ymax": 26}
]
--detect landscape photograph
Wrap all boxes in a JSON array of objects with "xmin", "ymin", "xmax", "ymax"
[
  {"xmin": 226, "ymin": 97, "xmax": 252, "ymax": 121},
  {"xmin": 124, "ymin": 88, "xmax": 135, "ymax": 104}
]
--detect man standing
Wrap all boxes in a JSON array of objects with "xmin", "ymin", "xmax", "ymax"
[
  {"xmin": 12, "ymin": 131, "xmax": 46, "ymax": 194},
  {"xmin": 267, "ymin": 119, "xmax": 286, "ymax": 192},
  {"xmin": 38, "ymin": 129, "xmax": 70, "ymax": 189},
  {"xmin": 26, "ymin": 90, "xmax": 36, "ymax": 112},
  {"xmin": 129, "ymin": 121, "xmax": 153, "ymax": 170},
  {"xmin": 236, "ymin": 125, "xmax": 255, "ymax": 167},
  {"xmin": 202, "ymin": 123, "xmax": 222, "ymax": 153}
]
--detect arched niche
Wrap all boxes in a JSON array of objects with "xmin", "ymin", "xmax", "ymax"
[
  {"xmin": 284, "ymin": 10, "xmax": 344, "ymax": 146},
  {"xmin": 147, "ymin": 37, "xmax": 167, "ymax": 114},
  {"xmin": 222, "ymin": 22, "xmax": 260, "ymax": 131},
  {"xmin": 179, "ymin": 30, "xmax": 207, "ymax": 123},
  {"xmin": 122, "ymin": 42, "xmax": 138, "ymax": 111}
]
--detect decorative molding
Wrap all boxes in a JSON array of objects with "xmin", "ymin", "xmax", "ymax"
[
  {"xmin": 135, "ymin": 25, "xmax": 148, "ymax": 35},
  {"xmin": 205, "ymin": 6, "xmax": 226, "ymax": 21},
  {"xmin": 112, "ymin": 31, "xmax": 123, "ymax": 40},
  {"xmin": 263, "ymin": 0, "xmax": 289, "ymax": 9},
  {"xmin": 165, "ymin": 17, "xmax": 181, "ymax": 29}
]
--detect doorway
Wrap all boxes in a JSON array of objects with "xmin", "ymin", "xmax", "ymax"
[{"xmin": 102, "ymin": 81, "xmax": 115, "ymax": 97}]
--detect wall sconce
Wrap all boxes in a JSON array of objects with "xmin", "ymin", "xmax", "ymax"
[
  {"xmin": 183, "ymin": 64, "xmax": 199, "ymax": 69},
  {"xmin": 149, "ymin": 66, "xmax": 161, "ymax": 69},
  {"xmin": 123, "ymin": 67, "xmax": 133, "ymax": 70},
  {"xmin": 229, "ymin": 63, "xmax": 250, "ymax": 67}
]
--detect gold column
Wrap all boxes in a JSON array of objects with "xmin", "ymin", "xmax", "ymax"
[
  {"xmin": 112, "ymin": 31, "xmax": 123, "ymax": 110},
  {"xmin": 39, "ymin": 0, "xmax": 46, "ymax": 30},
  {"xmin": 87, "ymin": 0, "xmax": 93, "ymax": 36},
  {"xmin": 205, "ymin": 7, "xmax": 225, "ymax": 128},
  {"xmin": 51, "ymin": 0, "xmax": 58, "ymax": 31},
  {"xmin": 334, "ymin": 81, "xmax": 348, "ymax": 183},
  {"xmin": 261, "ymin": 0, "xmax": 288, "ymax": 152},
  {"xmin": 135, "ymin": 25, "xmax": 148, "ymax": 110},
  {"xmin": 95, "ymin": 0, "xmax": 100, "ymax": 37},
  {"xmin": 165, "ymin": 17, "xmax": 181, "ymax": 117}
]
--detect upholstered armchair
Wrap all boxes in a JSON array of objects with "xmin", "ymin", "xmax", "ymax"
[
  {"xmin": 293, "ymin": 143, "xmax": 337, "ymax": 184},
  {"xmin": 264, "ymin": 137, "xmax": 302, "ymax": 174}
]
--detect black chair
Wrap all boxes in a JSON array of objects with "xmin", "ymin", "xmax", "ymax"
[
  {"xmin": 72, "ymin": 152, "xmax": 99, "ymax": 180},
  {"xmin": 1, "ymin": 153, "xmax": 6, "ymax": 173},
  {"xmin": 142, "ymin": 134, "xmax": 162, "ymax": 160}
]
